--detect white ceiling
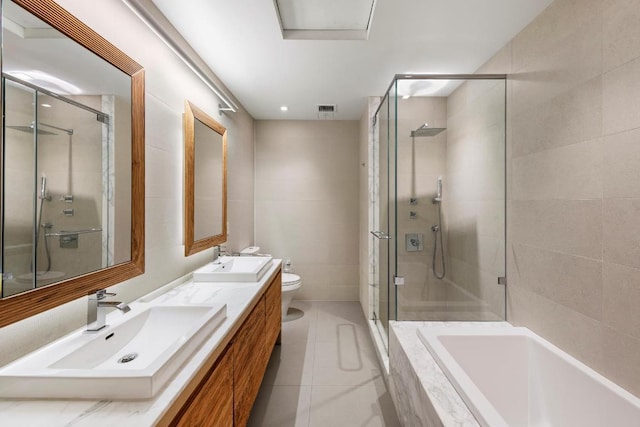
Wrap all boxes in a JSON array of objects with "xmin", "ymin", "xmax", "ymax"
[{"xmin": 151, "ymin": 0, "xmax": 553, "ymax": 120}]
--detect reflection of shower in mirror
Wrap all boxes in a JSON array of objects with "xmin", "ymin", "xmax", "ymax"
[
  {"xmin": 21, "ymin": 174, "xmax": 56, "ymax": 285},
  {"xmin": 2, "ymin": 75, "xmax": 109, "ymax": 297}
]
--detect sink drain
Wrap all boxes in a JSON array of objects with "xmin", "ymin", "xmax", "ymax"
[{"xmin": 118, "ymin": 352, "xmax": 138, "ymax": 363}]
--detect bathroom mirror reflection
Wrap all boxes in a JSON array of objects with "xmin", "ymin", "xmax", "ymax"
[
  {"xmin": 0, "ymin": 0, "xmax": 145, "ymax": 325},
  {"xmin": 184, "ymin": 101, "xmax": 227, "ymax": 256}
]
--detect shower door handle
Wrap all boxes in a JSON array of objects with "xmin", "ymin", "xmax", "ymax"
[{"xmin": 370, "ymin": 230, "xmax": 392, "ymax": 240}]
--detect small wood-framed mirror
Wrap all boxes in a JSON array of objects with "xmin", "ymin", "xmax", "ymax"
[{"xmin": 184, "ymin": 101, "xmax": 227, "ymax": 256}]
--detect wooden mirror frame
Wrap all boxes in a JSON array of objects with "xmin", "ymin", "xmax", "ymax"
[
  {"xmin": 184, "ymin": 100, "xmax": 227, "ymax": 256},
  {"xmin": 0, "ymin": 0, "xmax": 145, "ymax": 328}
]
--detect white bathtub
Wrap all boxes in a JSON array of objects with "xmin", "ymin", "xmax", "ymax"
[{"xmin": 418, "ymin": 326, "xmax": 640, "ymax": 427}]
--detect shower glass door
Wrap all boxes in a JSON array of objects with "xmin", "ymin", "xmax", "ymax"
[
  {"xmin": 371, "ymin": 92, "xmax": 391, "ymax": 350},
  {"xmin": 391, "ymin": 76, "xmax": 507, "ymax": 322}
]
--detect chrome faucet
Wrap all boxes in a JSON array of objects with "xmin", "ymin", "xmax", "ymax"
[{"xmin": 86, "ymin": 289, "xmax": 130, "ymax": 332}]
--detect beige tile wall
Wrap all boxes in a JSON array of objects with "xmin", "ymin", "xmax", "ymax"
[
  {"xmin": 0, "ymin": 0, "xmax": 255, "ymax": 366},
  {"xmin": 255, "ymin": 120, "xmax": 360, "ymax": 301},
  {"xmin": 500, "ymin": 0, "xmax": 640, "ymax": 397}
]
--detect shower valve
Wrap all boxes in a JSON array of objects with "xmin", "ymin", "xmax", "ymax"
[{"xmin": 405, "ymin": 233, "xmax": 423, "ymax": 252}]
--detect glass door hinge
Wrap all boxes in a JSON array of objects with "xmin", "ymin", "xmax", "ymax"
[{"xmin": 498, "ymin": 276, "xmax": 507, "ymax": 285}]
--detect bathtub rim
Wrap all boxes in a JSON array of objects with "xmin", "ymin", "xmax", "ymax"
[{"xmin": 417, "ymin": 326, "xmax": 640, "ymax": 427}]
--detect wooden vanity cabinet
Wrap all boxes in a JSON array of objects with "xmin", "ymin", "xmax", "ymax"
[{"xmin": 162, "ymin": 270, "xmax": 282, "ymax": 427}]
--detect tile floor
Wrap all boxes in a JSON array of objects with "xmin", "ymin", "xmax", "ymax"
[{"xmin": 248, "ymin": 301, "xmax": 400, "ymax": 427}]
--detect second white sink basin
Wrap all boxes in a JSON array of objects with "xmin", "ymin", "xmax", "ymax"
[
  {"xmin": 0, "ymin": 303, "xmax": 227, "ymax": 400},
  {"xmin": 193, "ymin": 256, "xmax": 273, "ymax": 282}
]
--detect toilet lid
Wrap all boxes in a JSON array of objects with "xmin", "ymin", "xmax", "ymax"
[{"xmin": 282, "ymin": 273, "xmax": 301, "ymax": 287}]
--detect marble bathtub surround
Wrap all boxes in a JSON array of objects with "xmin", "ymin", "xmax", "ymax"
[{"xmin": 389, "ymin": 321, "xmax": 510, "ymax": 427}]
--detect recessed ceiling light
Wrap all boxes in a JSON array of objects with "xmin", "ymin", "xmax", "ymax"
[
  {"xmin": 402, "ymin": 95, "xmax": 410, "ymax": 100},
  {"xmin": 41, "ymin": 103, "xmax": 52, "ymax": 108},
  {"xmin": 280, "ymin": 105, "xmax": 288, "ymax": 111}
]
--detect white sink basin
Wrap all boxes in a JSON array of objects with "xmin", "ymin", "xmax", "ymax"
[
  {"xmin": 0, "ymin": 303, "xmax": 227, "ymax": 400},
  {"xmin": 193, "ymin": 256, "xmax": 273, "ymax": 282}
]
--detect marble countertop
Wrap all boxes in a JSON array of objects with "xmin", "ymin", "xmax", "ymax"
[
  {"xmin": 0, "ymin": 260, "xmax": 282, "ymax": 426},
  {"xmin": 390, "ymin": 321, "xmax": 510, "ymax": 427}
]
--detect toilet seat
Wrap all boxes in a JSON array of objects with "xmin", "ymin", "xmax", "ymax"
[{"xmin": 282, "ymin": 273, "xmax": 302, "ymax": 288}]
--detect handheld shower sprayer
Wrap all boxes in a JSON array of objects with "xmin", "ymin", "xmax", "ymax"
[
  {"xmin": 40, "ymin": 175, "xmax": 46, "ymax": 199},
  {"xmin": 39, "ymin": 175, "xmax": 50, "ymax": 201},
  {"xmin": 433, "ymin": 176, "xmax": 443, "ymax": 203}
]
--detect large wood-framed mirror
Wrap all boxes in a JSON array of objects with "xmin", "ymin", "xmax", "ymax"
[
  {"xmin": 184, "ymin": 101, "xmax": 227, "ymax": 256},
  {"xmin": 0, "ymin": 0, "xmax": 145, "ymax": 327}
]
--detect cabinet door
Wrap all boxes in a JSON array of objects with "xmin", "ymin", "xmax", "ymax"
[
  {"xmin": 265, "ymin": 271, "xmax": 282, "ymax": 350},
  {"xmin": 176, "ymin": 345, "xmax": 233, "ymax": 427},
  {"xmin": 233, "ymin": 298, "xmax": 266, "ymax": 427}
]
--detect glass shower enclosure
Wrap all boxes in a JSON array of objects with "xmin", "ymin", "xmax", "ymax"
[{"xmin": 371, "ymin": 74, "xmax": 507, "ymax": 350}]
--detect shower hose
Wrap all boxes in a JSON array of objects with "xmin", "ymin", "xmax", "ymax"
[{"xmin": 432, "ymin": 201, "xmax": 446, "ymax": 280}]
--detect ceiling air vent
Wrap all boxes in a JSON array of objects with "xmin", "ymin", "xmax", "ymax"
[{"xmin": 317, "ymin": 104, "xmax": 336, "ymax": 120}]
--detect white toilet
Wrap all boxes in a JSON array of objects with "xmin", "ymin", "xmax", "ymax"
[
  {"xmin": 281, "ymin": 272, "xmax": 302, "ymax": 319},
  {"xmin": 240, "ymin": 247, "xmax": 302, "ymax": 319}
]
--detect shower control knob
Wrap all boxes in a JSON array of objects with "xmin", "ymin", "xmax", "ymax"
[{"xmin": 431, "ymin": 225, "xmax": 439, "ymax": 232}]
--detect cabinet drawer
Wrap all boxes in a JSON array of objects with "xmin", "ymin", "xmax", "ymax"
[
  {"xmin": 175, "ymin": 345, "xmax": 233, "ymax": 427},
  {"xmin": 233, "ymin": 299, "xmax": 266, "ymax": 427},
  {"xmin": 266, "ymin": 271, "xmax": 282, "ymax": 350}
]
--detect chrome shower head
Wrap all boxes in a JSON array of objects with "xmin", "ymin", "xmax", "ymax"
[{"xmin": 410, "ymin": 123, "xmax": 446, "ymax": 137}]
